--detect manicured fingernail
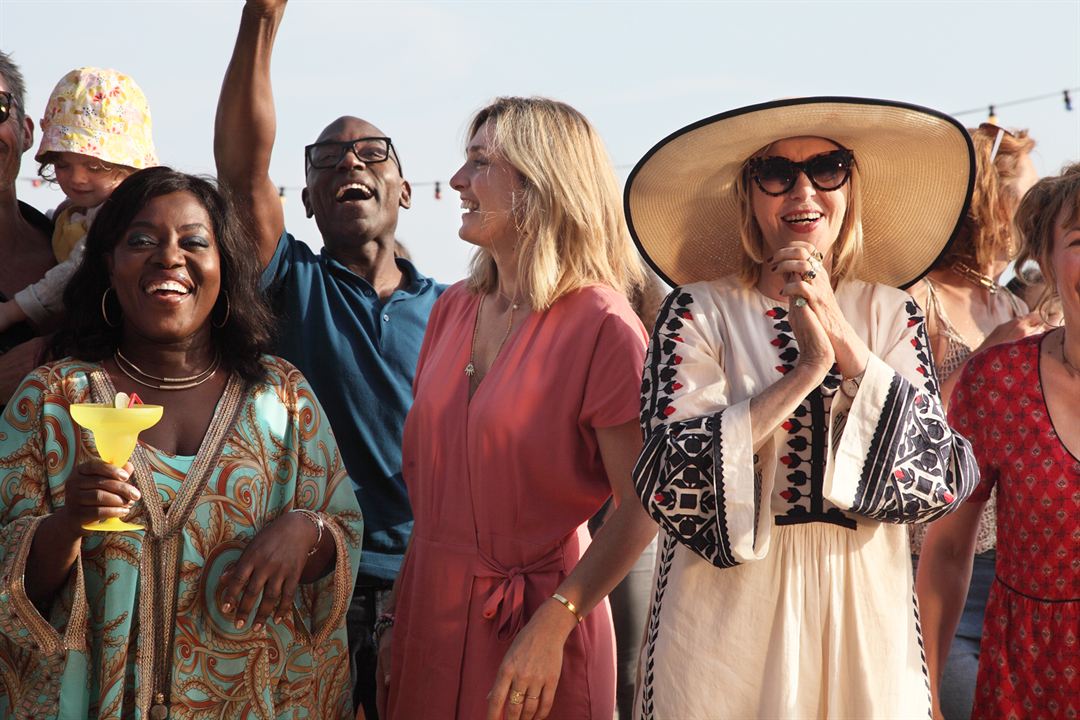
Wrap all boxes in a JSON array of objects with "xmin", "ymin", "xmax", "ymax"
[
  {"xmin": 274, "ymin": 615, "xmax": 283, "ymax": 624},
  {"xmin": 221, "ymin": 603, "xmax": 231, "ymax": 613},
  {"xmin": 770, "ymin": 264, "xmax": 778, "ymax": 272},
  {"xmin": 117, "ymin": 469, "xmax": 130, "ymax": 481},
  {"xmin": 130, "ymin": 489, "xmax": 141, "ymax": 500},
  {"xmin": 252, "ymin": 622, "xmax": 263, "ymax": 632},
  {"xmin": 235, "ymin": 619, "xmax": 245, "ymax": 629},
  {"xmin": 766, "ymin": 255, "xmax": 773, "ymax": 262}
]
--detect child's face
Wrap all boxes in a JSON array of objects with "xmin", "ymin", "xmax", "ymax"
[{"xmin": 52, "ymin": 151, "xmax": 129, "ymax": 208}]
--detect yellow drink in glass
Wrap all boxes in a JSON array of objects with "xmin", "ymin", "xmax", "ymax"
[{"xmin": 70, "ymin": 403, "xmax": 163, "ymax": 531}]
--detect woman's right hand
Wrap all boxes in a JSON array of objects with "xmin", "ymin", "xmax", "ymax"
[
  {"xmin": 56, "ymin": 459, "xmax": 140, "ymax": 535},
  {"xmin": 375, "ymin": 626, "xmax": 393, "ymax": 718},
  {"xmin": 788, "ymin": 294, "xmax": 835, "ymax": 380}
]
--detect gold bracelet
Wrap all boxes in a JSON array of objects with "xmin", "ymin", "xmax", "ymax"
[
  {"xmin": 290, "ymin": 508, "xmax": 324, "ymax": 556},
  {"xmin": 551, "ymin": 593, "xmax": 583, "ymax": 623}
]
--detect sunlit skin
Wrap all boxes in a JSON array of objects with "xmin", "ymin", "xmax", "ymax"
[
  {"xmin": 301, "ymin": 116, "xmax": 411, "ymax": 278},
  {"xmin": 52, "ymin": 151, "xmax": 129, "ymax": 209},
  {"xmin": 1050, "ymin": 204, "xmax": 1080, "ymax": 351},
  {"xmin": 106, "ymin": 191, "xmax": 221, "ymax": 357},
  {"xmin": 751, "ymin": 136, "xmax": 848, "ymax": 269},
  {"xmin": 450, "ymin": 120, "xmax": 525, "ymax": 258},
  {"xmin": 749, "ymin": 135, "xmax": 868, "ymax": 383}
]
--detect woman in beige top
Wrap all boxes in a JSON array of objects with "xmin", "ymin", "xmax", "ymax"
[{"xmin": 907, "ymin": 123, "xmax": 1042, "ymax": 720}]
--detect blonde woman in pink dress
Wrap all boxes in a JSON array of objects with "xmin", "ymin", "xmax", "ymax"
[{"xmin": 378, "ymin": 97, "xmax": 658, "ymax": 720}]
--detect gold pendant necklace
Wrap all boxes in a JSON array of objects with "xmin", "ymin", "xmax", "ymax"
[
  {"xmin": 951, "ymin": 261, "xmax": 998, "ymax": 295},
  {"xmin": 465, "ymin": 293, "xmax": 519, "ymax": 379}
]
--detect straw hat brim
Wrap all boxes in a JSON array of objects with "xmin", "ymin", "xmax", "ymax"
[{"xmin": 625, "ymin": 97, "xmax": 975, "ymax": 289}]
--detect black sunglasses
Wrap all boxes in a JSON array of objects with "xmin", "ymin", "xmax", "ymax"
[
  {"xmin": 304, "ymin": 136, "xmax": 401, "ymax": 172},
  {"xmin": 747, "ymin": 148, "xmax": 855, "ymax": 196},
  {"xmin": 0, "ymin": 91, "xmax": 14, "ymax": 124}
]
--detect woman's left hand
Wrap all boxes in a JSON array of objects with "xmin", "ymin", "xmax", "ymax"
[
  {"xmin": 218, "ymin": 511, "xmax": 319, "ymax": 631},
  {"xmin": 486, "ymin": 600, "xmax": 574, "ymax": 720},
  {"xmin": 773, "ymin": 240, "xmax": 869, "ymax": 378}
]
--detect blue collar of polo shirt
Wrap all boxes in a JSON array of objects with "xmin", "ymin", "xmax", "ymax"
[{"xmin": 319, "ymin": 248, "xmax": 433, "ymax": 298}]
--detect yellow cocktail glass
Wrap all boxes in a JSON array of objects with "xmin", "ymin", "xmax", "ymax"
[{"xmin": 70, "ymin": 403, "xmax": 163, "ymax": 531}]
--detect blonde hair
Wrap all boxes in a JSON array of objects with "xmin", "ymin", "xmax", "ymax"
[
  {"xmin": 464, "ymin": 97, "xmax": 644, "ymax": 310},
  {"xmin": 1013, "ymin": 161, "xmax": 1080, "ymax": 319},
  {"xmin": 734, "ymin": 140, "xmax": 864, "ymax": 286},
  {"xmin": 941, "ymin": 126, "xmax": 1036, "ymax": 269}
]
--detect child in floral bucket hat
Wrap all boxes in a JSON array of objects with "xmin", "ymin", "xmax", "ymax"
[{"xmin": 0, "ymin": 67, "xmax": 157, "ymax": 333}]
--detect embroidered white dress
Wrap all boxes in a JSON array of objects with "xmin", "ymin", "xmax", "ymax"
[{"xmin": 633, "ymin": 275, "xmax": 979, "ymax": 720}]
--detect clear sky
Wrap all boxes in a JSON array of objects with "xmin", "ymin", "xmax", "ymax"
[{"xmin": 3, "ymin": 0, "xmax": 1079, "ymax": 284}]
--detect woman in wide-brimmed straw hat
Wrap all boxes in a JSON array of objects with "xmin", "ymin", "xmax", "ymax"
[{"xmin": 626, "ymin": 97, "xmax": 981, "ymax": 719}]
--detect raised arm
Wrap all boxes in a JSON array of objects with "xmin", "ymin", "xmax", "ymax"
[{"xmin": 214, "ymin": 0, "xmax": 287, "ymax": 269}]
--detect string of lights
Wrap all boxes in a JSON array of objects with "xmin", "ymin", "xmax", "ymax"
[{"xmin": 18, "ymin": 87, "xmax": 1077, "ymax": 200}]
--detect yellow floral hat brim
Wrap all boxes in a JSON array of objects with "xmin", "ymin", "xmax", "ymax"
[{"xmin": 34, "ymin": 67, "xmax": 158, "ymax": 170}]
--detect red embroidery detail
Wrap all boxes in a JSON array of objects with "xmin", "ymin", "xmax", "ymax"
[
  {"xmin": 663, "ymin": 406, "xmax": 676, "ymax": 417},
  {"xmin": 673, "ymin": 355, "xmax": 683, "ymax": 365},
  {"xmin": 672, "ymin": 382, "xmax": 683, "ymax": 390},
  {"xmin": 782, "ymin": 420, "xmax": 793, "ymax": 432},
  {"xmin": 780, "ymin": 455, "xmax": 792, "ymax": 466}
]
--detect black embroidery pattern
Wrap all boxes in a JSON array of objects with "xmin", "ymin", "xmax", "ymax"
[
  {"xmin": 637, "ymin": 533, "xmax": 677, "ymax": 720},
  {"xmin": 906, "ymin": 298, "xmax": 940, "ymax": 398},
  {"xmin": 850, "ymin": 304, "xmax": 978, "ymax": 522},
  {"xmin": 636, "ymin": 414, "xmax": 736, "ymax": 567},
  {"xmin": 637, "ymin": 290, "xmax": 737, "ymax": 567},
  {"xmin": 767, "ymin": 307, "xmax": 855, "ymax": 529},
  {"xmin": 641, "ymin": 291, "xmax": 694, "ymax": 428}
]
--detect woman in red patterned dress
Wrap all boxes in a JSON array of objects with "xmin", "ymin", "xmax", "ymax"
[{"xmin": 918, "ymin": 162, "xmax": 1080, "ymax": 719}]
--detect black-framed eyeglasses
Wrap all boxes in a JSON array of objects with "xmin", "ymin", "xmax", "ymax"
[
  {"xmin": 747, "ymin": 148, "xmax": 855, "ymax": 196},
  {"xmin": 0, "ymin": 91, "xmax": 15, "ymax": 124},
  {"xmin": 304, "ymin": 136, "xmax": 400, "ymax": 172}
]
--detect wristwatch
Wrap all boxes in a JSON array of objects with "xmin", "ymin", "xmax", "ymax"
[{"xmin": 841, "ymin": 369, "xmax": 865, "ymax": 398}]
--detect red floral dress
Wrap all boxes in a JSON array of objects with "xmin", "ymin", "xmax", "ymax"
[{"xmin": 948, "ymin": 333, "xmax": 1080, "ymax": 719}]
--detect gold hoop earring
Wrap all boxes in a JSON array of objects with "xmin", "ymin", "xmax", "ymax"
[
  {"xmin": 212, "ymin": 292, "xmax": 231, "ymax": 329},
  {"xmin": 100, "ymin": 287, "xmax": 121, "ymax": 328}
]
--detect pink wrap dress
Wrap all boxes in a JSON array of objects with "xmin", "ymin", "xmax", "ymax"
[{"xmin": 388, "ymin": 282, "xmax": 648, "ymax": 719}]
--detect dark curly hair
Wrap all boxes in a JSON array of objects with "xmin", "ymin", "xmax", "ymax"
[{"xmin": 51, "ymin": 167, "xmax": 274, "ymax": 383}]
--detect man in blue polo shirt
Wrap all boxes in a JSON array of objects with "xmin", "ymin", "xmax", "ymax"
[{"xmin": 215, "ymin": 2, "xmax": 444, "ymax": 716}]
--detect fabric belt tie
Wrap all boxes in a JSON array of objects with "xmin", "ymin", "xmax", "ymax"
[{"xmin": 477, "ymin": 547, "xmax": 564, "ymax": 640}]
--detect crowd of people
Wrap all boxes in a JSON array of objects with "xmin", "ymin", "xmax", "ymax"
[{"xmin": 0, "ymin": 1, "xmax": 1075, "ymax": 718}]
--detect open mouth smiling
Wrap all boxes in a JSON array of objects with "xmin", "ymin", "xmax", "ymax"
[
  {"xmin": 143, "ymin": 279, "xmax": 192, "ymax": 299},
  {"xmin": 335, "ymin": 182, "xmax": 375, "ymax": 203},
  {"xmin": 782, "ymin": 211, "xmax": 823, "ymax": 225}
]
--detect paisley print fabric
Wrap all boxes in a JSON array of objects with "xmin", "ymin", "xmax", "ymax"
[{"xmin": 0, "ymin": 356, "xmax": 363, "ymax": 719}]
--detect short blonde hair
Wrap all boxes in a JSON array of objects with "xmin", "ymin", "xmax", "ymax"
[
  {"xmin": 941, "ymin": 126, "xmax": 1036, "ymax": 269},
  {"xmin": 734, "ymin": 140, "xmax": 864, "ymax": 286},
  {"xmin": 465, "ymin": 97, "xmax": 644, "ymax": 310},
  {"xmin": 1013, "ymin": 161, "xmax": 1080, "ymax": 318}
]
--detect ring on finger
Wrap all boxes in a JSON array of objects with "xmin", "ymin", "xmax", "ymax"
[
  {"xmin": 509, "ymin": 689, "xmax": 526, "ymax": 705},
  {"xmin": 794, "ymin": 297, "xmax": 808, "ymax": 308},
  {"xmin": 801, "ymin": 268, "xmax": 817, "ymax": 282},
  {"xmin": 810, "ymin": 249, "xmax": 824, "ymax": 263},
  {"xmin": 527, "ymin": 695, "xmax": 540, "ymax": 700}
]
